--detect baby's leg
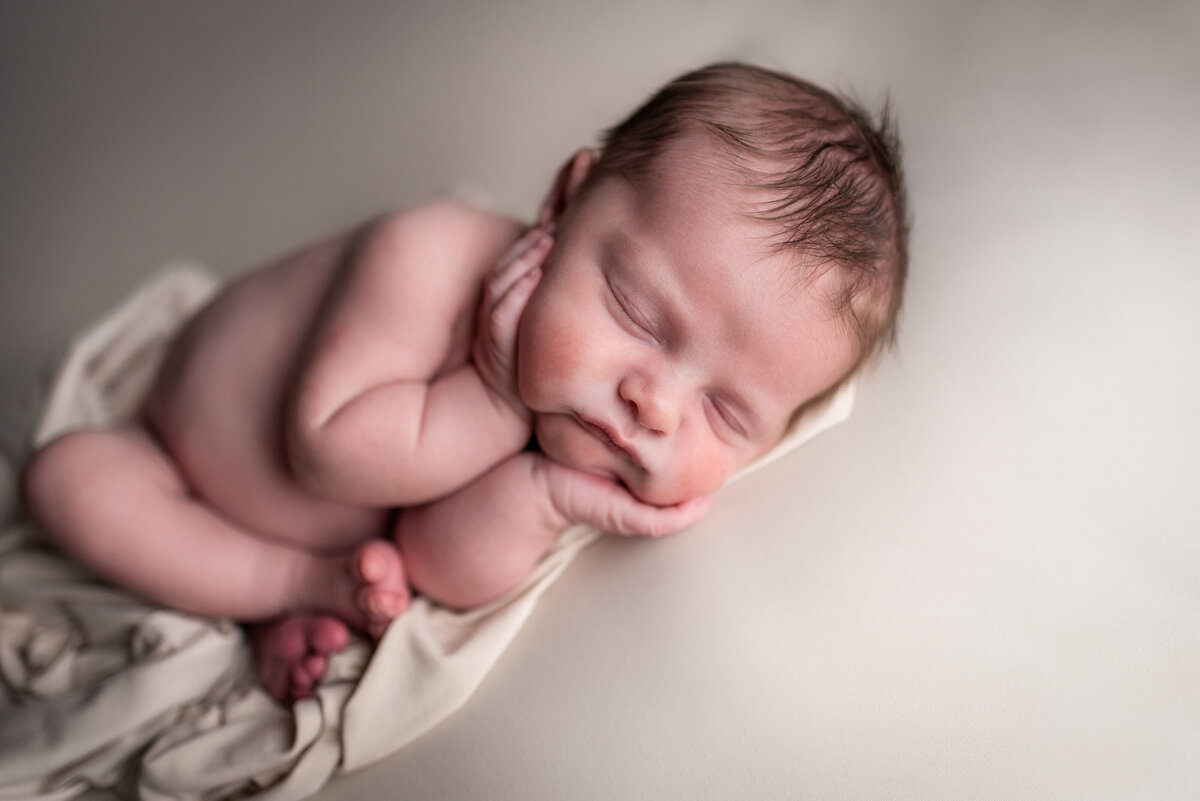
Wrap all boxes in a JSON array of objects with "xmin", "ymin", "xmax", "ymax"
[{"xmin": 23, "ymin": 425, "xmax": 408, "ymax": 627}]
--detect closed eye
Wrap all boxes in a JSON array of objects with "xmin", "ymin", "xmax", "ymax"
[
  {"xmin": 705, "ymin": 396, "xmax": 748, "ymax": 439},
  {"xmin": 606, "ymin": 277, "xmax": 657, "ymax": 342}
]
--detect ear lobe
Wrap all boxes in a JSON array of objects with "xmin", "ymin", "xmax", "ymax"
[{"xmin": 537, "ymin": 148, "xmax": 596, "ymax": 228}]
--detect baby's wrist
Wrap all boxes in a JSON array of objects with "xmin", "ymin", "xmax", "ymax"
[
  {"xmin": 526, "ymin": 453, "xmax": 573, "ymax": 531},
  {"xmin": 487, "ymin": 383, "xmax": 533, "ymax": 439},
  {"xmin": 462, "ymin": 359, "xmax": 527, "ymax": 434}
]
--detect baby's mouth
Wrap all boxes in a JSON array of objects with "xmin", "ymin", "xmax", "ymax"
[{"xmin": 574, "ymin": 414, "xmax": 640, "ymax": 466}]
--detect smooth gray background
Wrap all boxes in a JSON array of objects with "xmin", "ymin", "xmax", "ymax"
[{"xmin": 3, "ymin": 1, "xmax": 1198, "ymax": 798}]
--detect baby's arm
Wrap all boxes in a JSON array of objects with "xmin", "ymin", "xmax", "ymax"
[
  {"xmin": 394, "ymin": 452, "xmax": 712, "ymax": 610},
  {"xmin": 285, "ymin": 206, "xmax": 546, "ymax": 507}
]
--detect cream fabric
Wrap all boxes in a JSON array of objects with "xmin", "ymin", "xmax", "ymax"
[{"xmin": 0, "ymin": 266, "xmax": 854, "ymax": 800}]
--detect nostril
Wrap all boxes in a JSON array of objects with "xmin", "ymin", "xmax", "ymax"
[
  {"xmin": 619, "ymin": 374, "xmax": 674, "ymax": 435},
  {"xmin": 635, "ymin": 399, "xmax": 672, "ymax": 435}
]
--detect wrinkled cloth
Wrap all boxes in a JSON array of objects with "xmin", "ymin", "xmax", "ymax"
[{"xmin": 0, "ymin": 265, "xmax": 854, "ymax": 800}]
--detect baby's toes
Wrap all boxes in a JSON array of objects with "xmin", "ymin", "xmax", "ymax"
[
  {"xmin": 351, "ymin": 540, "xmax": 409, "ymax": 638},
  {"xmin": 289, "ymin": 655, "xmax": 325, "ymax": 701},
  {"xmin": 358, "ymin": 585, "xmax": 409, "ymax": 619},
  {"xmin": 353, "ymin": 539, "xmax": 405, "ymax": 588},
  {"xmin": 357, "ymin": 586, "xmax": 410, "ymax": 640},
  {"xmin": 251, "ymin": 617, "xmax": 312, "ymax": 703},
  {"xmin": 307, "ymin": 615, "xmax": 351, "ymax": 656}
]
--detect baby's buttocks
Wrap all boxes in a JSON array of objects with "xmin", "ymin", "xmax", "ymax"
[{"xmin": 144, "ymin": 239, "xmax": 388, "ymax": 550}]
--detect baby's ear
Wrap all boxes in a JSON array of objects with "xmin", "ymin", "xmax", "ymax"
[{"xmin": 537, "ymin": 149, "xmax": 596, "ymax": 228}]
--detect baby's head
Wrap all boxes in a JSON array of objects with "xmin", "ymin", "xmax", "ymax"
[{"xmin": 517, "ymin": 62, "xmax": 909, "ymax": 506}]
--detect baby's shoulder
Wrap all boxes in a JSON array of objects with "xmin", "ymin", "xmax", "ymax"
[{"xmin": 372, "ymin": 201, "xmax": 525, "ymax": 280}]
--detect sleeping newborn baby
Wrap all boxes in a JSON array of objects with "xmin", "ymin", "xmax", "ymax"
[{"xmin": 22, "ymin": 62, "xmax": 908, "ymax": 703}]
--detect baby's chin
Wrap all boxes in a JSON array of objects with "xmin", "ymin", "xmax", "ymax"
[
  {"xmin": 628, "ymin": 478, "xmax": 717, "ymax": 508},
  {"xmin": 565, "ymin": 464, "xmax": 702, "ymax": 509},
  {"xmin": 618, "ymin": 460, "xmax": 727, "ymax": 507},
  {"xmin": 550, "ymin": 451, "xmax": 714, "ymax": 508},
  {"xmin": 636, "ymin": 457, "xmax": 731, "ymax": 508}
]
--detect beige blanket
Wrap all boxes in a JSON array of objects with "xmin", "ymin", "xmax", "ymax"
[{"xmin": 0, "ymin": 266, "xmax": 854, "ymax": 800}]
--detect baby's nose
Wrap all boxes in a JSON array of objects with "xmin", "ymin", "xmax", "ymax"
[{"xmin": 619, "ymin": 374, "xmax": 679, "ymax": 435}]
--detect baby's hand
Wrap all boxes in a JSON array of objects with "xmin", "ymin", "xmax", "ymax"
[
  {"xmin": 473, "ymin": 225, "xmax": 553, "ymax": 417},
  {"xmin": 535, "ymin": 457, "xmax": 713, "ymax": 538}
]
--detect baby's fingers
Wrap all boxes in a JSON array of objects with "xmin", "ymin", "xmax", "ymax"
[
  {"xmin": 611, "ymin": 494, "xmax": 713, "ymax": 538},
  {"xmin": 485, "ymin": 227, "xmax": 553, "ymax": 309},
  {"xmin": 547, "ymin": 465, "xmax": 713, "ymax": 538},
  {"xmin": 486, "ymin": 264, "xmax": 542, "ymax": 361}
]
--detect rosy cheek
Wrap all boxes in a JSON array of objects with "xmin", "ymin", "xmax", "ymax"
[
  {"xmin": 639, "ymin": 446, "xmax": 727, "ymax": 506},
  {"xmin": 518, "ymin": 301, "xmax": 570, "ymax": 404},
  {"xmin": 681, "ymin": 449, "xmax": 728, "ymax": 498},
  {"xmin": 524, "ymin": 333, "xmax": 575, "ymax": 401}
]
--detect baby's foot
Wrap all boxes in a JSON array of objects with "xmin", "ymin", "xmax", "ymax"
[
  {"xmin": 352, "ymin": 539, "xmax": 410, "ymax": 639},
  {"xmin": 252, "ymin": 614, "xmax": 350, "ymax": 703}
]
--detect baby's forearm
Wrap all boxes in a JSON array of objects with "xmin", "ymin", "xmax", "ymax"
[
  {"xmin": 392, "ymin": 448, "xmax": 713, "ymax": 609},
  {"xmin": 393, "ymin": 452, "xmax": 567, "ymax": 610},
  {"xmin": 286, "ymin": 364, "xmax": 530, "ymax": 507}
]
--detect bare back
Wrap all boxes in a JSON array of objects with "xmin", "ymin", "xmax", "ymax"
[{"xmin": 143, "ymin": 203, "xmax": 525, "ymax": 549}]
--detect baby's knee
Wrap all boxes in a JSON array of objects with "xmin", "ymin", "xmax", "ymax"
[
  {"xmin": 22, "ymin": 430, "xmax": 122, "ymax": 537},
  {"xmin": 24, "ymin": 433, "xmax": 82, "ymax": 512},
  {"xmin": 396, "ymin": 537, "xmax": 526, "ymax": 611}
]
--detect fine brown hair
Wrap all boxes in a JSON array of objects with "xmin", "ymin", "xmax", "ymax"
[{"xmin": 590, "ymin": 62, "xmax": 910, "ymax": 382}]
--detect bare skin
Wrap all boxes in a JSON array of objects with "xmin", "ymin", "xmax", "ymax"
[
  {"xmin": 26, "ymin": 203, "xmax": 525, "ymax": 630},
  {"xmin": 23, "ymin": 138, "xmax": 858, "ymax": 703}
]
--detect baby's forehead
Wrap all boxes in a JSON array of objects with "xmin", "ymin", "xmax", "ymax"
[{"xmin": 583, "ymin": 167, "xmax": 847, "ymax": 310}]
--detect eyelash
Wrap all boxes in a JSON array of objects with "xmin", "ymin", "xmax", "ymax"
[
  {"xmin": 706, "ymin": 396, "xmax": 747, "ymax": 438},
  {"xmin": 607, "ymin": 278, "xmax": 656, "ymax": 342}
]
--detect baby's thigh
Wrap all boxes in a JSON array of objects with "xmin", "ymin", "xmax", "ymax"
[
  {"xmin": 146, "ymin": 356, "xmax": 387, "ymax": 552},
  {"xmin": 23, "ymin": 425, "xmax": 186, "ymax": 546}
]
